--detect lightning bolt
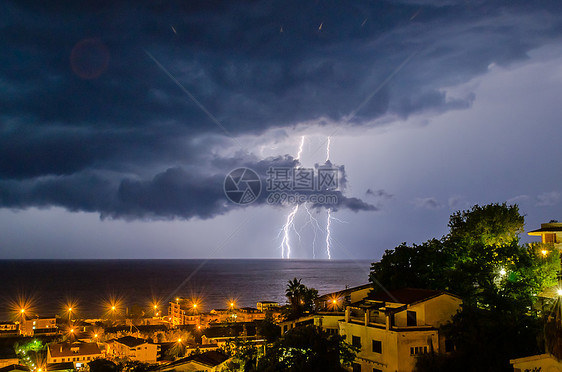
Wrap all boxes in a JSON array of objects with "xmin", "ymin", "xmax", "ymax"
[
  {"xmin": 296, "ymin": 135, "xmax": 305, "ymax": 161},
  {"xmin": 279, "ymin": 136, "xmax": 307, "ymax": 259},
  {"xmin": 280, "ymin": 204, "xmax": 300, "ymax": 259},
  {"xmin": 326, "ymin": 209, "xmax": 332, "ymax": 260},
  {"xmin": 326, "ymin": 136, "xmax": 331, "ymax": 162},
  {"xmin": 303, "ymin": 204, "xmax": 322, "ymax": 259}
]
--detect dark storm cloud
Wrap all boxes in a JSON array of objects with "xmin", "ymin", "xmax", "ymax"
[
  {"xmin": 0, "ymin": 155, "xmax": 375, "ymax": 220},
  {"xmin": 1, "ymin": 0, "xmax": 562, "ymax": 218}
]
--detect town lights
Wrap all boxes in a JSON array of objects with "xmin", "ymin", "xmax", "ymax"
[
  {"xmin": 499, "ymin": 268, "xmax": 507, "ymax": 276},
  {"xmin": 557, "ymin": 288, "xmax": 562, "ymax": 296}
]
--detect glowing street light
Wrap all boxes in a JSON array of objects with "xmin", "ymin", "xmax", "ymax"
[
  {"xmin": 541, "ymin": 250, "xmax": 548, "ymax": 257},
  {"xmin": 499, "ymin": 268, "xmax": 507, "ymax": 276},
  {"xmin": 557, "ymin": 288, "xmax": 562, "ymax": 296}
]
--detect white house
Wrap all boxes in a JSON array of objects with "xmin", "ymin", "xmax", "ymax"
[{"xmin": 339, "ymin": 288, "xmax": 462, "ymax": 372}]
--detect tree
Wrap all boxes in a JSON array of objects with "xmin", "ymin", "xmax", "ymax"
[
  {"xmin": 257, "ymin": 316, "xmax": 281, "ymax": 343},
  {"xmin": 257, "ymin": 325, "xmax": 357, "ymax": 372},
  {"xmin": 88, "ymin": 359, "xmax": 117, "ymax": 372},
  {"xmin": 284, "ymin": 278, "xmax": 318, "ymax": 320},
  {"xmin": 369, "ymin": 203, "xmax": 560, "ymax": 371}
]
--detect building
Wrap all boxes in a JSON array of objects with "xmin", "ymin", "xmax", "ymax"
[
  {"xmin": 108, "ymin": 336, "xmax": 160, "ymax": 364},
  {"xmin": 19, "ymin": 316, "xmax": 57, "ymax": 337},
  {"xmin": 205, "ymin": 307, "xmax": 265, "ymax": 324},
  {"xmin": 339, "ymin": 288, "xmax": 462, "ymax": 372},
  {"xmin": 159, "ymin": 351, "xmax": 229, "ymax": 372},
  {"xmin": 200, "ymin": 323, "xmax": 262, "ymax": 348},
  {"xmin": 47, "ymin": 342, "xmax": 103, "ymax": 369},
  {"xmin": 256, "ymin": 302, "xmax": 280, "ymax": 312},
  {"xmin": 45, "ymin": 362, "xmax": 75, "ymax": 372},
  {"xmin": 0, "ymin": 322, "xmax": 18, "ymax": 338},
  {"xmin": 168, "ymin": 298, "xmax": 201, "ymax": 327},
  {"xmin": 510, "ymin": 353, "xmax": 562, "ymax": 371},
  {"xmin": 0, "ymin": 347, "xmax": 19, "ymax": 369},
  {"xmin": 528, "ymin": 220, "xmax": 562, "ymax": 249},
  {"xmin": 317, "ymin": 283, "xmax": 373, "ymax": 310},
  {"xmin": 0, "ymin": 366, "xmax": 29, "ymax": 372}
]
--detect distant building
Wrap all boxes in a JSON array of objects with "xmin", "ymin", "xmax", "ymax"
[
  {"xmin": 0, "ymin": 322, "xmax": 18, "ymax": 338},
  {"xmin": 168, "ymin": 298, "xmax": 201, "ymax": 327},
  {"xmin": 47, "ymin": 342, "xmax": 103, "ymax": 369},
  {"xmin": 528, "ymin": 220, "xmax": 562, "ymax": 249},
  {"xmin": 201, "ymin": 323, "xmax": 262, "ymax": 348},
  {"xmin": 340, "ymin": 288, "xmax": 461, "ymax": 372},
  {"xmin": 317, "ymin": 283, "xmax": 373, "ymax": 310},
  {"xmin": 205, "ymin": 307, "xmax": 265, "ymax": 324},
  {"xmin": 19, "ymin": 316, "xmax": 57, "ymax": 337},
  {"xmin": 159, "ymin": 350, "xmax": 229, "ymax": 372},
  {"xmin": 256, "ymin": 301, "xmax": 280, "ymax": 312},
  {"xmin": 108, "ymin": 336, "xmax": 160, "ymax": 364}
]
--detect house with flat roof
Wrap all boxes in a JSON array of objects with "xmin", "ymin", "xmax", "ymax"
[
  {"xmin": 340, "ymin": 288, "xmax": 461, "ymax": 372},
  {"xmin": 19, "ymin": 316, "xmax": 57, "ymax": 337}
]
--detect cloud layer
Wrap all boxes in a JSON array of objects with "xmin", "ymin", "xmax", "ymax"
[{"xmin": 2, "ymin": 1, "xmax": 562, "ymax": 220}]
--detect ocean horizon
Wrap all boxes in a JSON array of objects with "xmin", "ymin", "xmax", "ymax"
[{"xmin": 0, "ymin": 259, "xmax": 373, "ymax": 321}]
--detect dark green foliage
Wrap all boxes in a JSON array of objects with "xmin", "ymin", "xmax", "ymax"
[
  {"xmin": 257, "ymin": 316, "xmax": 281, "ymax": 343},
  {"xmin": 89, "ymin": 359, "xmax": 118, "ymax": 372},
  {"xmin": 370, "ymin": 203, "xmax": 560, "ymax": 371},
  {"xmin": 257, "ymin": 325, "xmax": 357, "ymax": 372},
  {"xmin": 284, "ymin": 278, "xmax": 318, "ymax": 320}
]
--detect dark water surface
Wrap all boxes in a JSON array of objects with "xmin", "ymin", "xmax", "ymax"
[{"xmin": 0, "ymin": 259, "xmax": 372, "ymax": 320}]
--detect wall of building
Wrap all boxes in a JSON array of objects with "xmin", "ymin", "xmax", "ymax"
[{"xmin": 340, "ymin": 321, "xmax": 438, "ymax": 372}]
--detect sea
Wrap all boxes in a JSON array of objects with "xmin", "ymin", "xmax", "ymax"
[{"xmin": 0, "ymin": 259, "xmax": 373, "ymax": 321}]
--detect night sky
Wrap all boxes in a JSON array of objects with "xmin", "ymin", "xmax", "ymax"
[{"xmin": 2, "ymin": 0, "xmax": 562, "ymax": 259}]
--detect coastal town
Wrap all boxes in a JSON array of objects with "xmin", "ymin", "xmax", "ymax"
[{"xmin": 1, "ymin": 210, "xmax": 562, "ymax": 372}]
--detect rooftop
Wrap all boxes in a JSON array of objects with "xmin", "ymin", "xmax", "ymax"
[
  {"xmin": 163, "ymin": 351, "xmax": 228, "ymax": 368},
  {"xmin": 366, "ymin": 288, "xmax": 456, "ymax": 305},
  {"xmin": 48, "ymin": 342, "xmax": 101, "ymax": 358},
  {"xmin": 114, "ymin": 336, "xmax": 151, "ymax": 348}
]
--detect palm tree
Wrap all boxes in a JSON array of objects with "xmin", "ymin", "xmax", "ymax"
[{"xmin": 286, "ymin": 278, "xmax": 305, "ymax": 313}]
